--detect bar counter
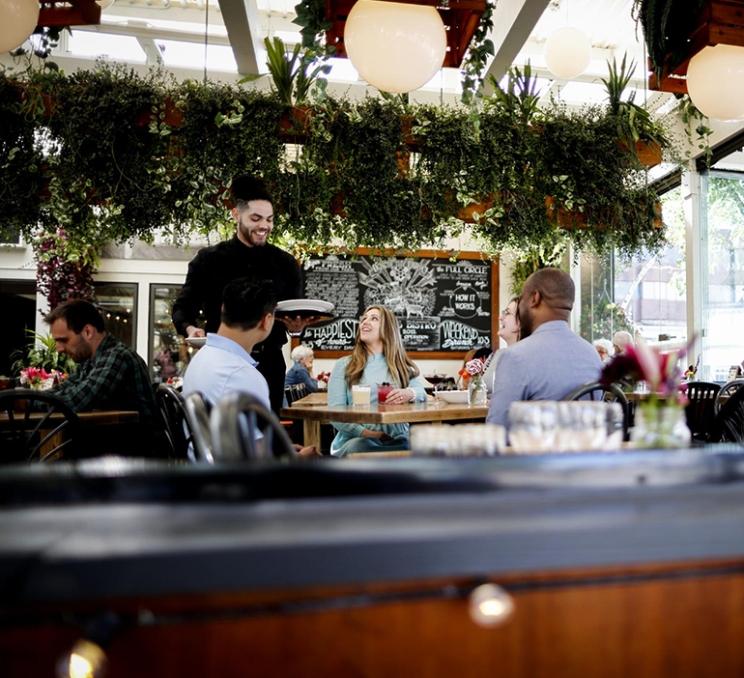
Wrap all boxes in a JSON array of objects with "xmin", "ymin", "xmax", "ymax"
[{"xmin": 3, "ymin": 448, "xmax": 744, "ymax": 676}]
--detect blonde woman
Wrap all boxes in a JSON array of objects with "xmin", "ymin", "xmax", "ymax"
[{"xmin": 327, "ymin": 306, "xmax": 427, "ymax": 456}]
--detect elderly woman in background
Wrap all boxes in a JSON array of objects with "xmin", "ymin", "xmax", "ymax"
[
  {"xmin": 285, "ymin": 344, "xmax": 318, "ymax": 393},
  {"xmin": 327, "ymin": 305, "xmax": 427, "ymax": 456},
  {"xmin": 482, "ymin": 296, "xmax": 521, "ymax": 393},
  {"xmin": 593, "ymin": 338, "xmax": 614, "ymax": 363}
]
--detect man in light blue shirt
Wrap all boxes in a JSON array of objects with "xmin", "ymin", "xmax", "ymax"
[
  {"xmin": 486, "ymin": 268, "xmax": 602, "ymax": 428},
  {"xmin": 183, "ymin": 278, "xmax": 275, "ymax": 411}
]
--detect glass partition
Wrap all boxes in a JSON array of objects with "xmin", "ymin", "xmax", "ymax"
[
  {"xmin": 580, "ymin": 186, "xmax": 687, "ymax": 353},
  {"xmin": 700, "ymin": 171, "xmax": 744, "ymax": 381},
  {"xmin": 149, "ymin": 284, "xmax": 192, "ymax": 382},
  {"xmin": 93, "ymin": 282, "xmax": 137, "ymax": 349}
]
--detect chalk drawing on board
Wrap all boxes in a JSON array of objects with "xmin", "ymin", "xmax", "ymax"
[{"xmin": 358, "ymin": 258, "xmax": 436, "ymax": 318}]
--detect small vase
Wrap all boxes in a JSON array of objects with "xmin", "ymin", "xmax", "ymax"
[
  {"xmin": 631, "ymin": 398, "xmax": 690, "ymax": 449},
  {"xmin": 468, "ymin": 376, "xmax": 487, "ymax": 406}
]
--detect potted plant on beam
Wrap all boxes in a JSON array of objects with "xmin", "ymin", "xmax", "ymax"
[{"xmin": 602, "ymin": 54, "xmax": 669, "ymax": 169}]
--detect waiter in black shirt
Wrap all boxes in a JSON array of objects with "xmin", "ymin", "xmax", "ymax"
[{"xmin": 172, "ymin": 175, "xmax": 302, "ymax": 415}]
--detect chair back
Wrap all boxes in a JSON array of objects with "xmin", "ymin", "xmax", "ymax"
[
  {"xmin": 284, "ymin": 383, "xmax": 309, "ymax": 406},
  {"xmin": 562, "ymin": 381, "xmax": 630, "ymax": 441},
  {"xmin": 155, "ymin": 384, "xmax": 197, "ymax": 462},
  {"xmin": 183, "ymin": 392, "xmax": 215, "ymax": 463},
  {"xmin": 0, "ymin": 389, "xmax": 81, "ymax": 463},
  {"xmin": 210, "ymin": 392, "xmax": 296, "ymax": 460},
  {"xmin": 684, "ymin": 381, "xmax": 721, "ymax": 442},
  {"xmin": 709, "ymin": 385, "xmax": 744, "ymax": 443},
  {"xmin": 715, "ymin": 379, "xmax": 744, "ymax": 414}
]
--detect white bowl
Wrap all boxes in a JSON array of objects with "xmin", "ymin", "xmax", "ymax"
[{"xmin": 435, "ymin": 389, "xmax": 469, "ymax": 404}]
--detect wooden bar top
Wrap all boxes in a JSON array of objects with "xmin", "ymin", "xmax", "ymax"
[{"xmin": 283, "ymin": 400, "xmax": 488, "ymax": 424}]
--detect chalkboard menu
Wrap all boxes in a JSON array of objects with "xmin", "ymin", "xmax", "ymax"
[{"xmin": 301, "ymin": 249, "xmax": 498, "ymax": 357}]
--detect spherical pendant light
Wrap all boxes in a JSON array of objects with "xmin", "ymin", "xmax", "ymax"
[
  {"xmin": 0, "ymin": 0, "xmax": 39, "ymax": 53},
  {"xmin": 544, "ymin": 26, "xmax": 592, "ymax": 80},
  {"xmin": 687, "ymin": 44, "xmax": 744, "ymax": 121},
  {"xmin": 344, "ymin": 0, "xmax": 447, "ymax": 94}
]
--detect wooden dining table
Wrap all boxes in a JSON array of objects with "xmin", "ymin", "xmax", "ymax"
[{"xmin": 281, "ymin": 393, "xmax": 488, "ymax": 450}]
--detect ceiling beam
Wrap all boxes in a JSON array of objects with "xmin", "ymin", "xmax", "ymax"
[
  {"xmin": 482, "ymin": 0, "xmax": 551, "ymax": 95},
  {"xmin": 217, "ymin": 0, "xmax": 263, "ymax": 74}
]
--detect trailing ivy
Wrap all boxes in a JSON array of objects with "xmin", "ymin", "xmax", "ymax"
[{"xmin": 0, "ymin": 63, "xmax": 672, "ymax": 260}]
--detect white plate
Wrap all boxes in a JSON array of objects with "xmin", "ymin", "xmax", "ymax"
[
  {"xmin": 275, "ymin": 298, "xmax": 334, "ymax": 314},
  {"xmin": 184, "ymin": 336, "xmax": 206, "ymax": 348},
  {"xmin": 435, "ymin": 390, "xmax": 469, "ymax": 404}
]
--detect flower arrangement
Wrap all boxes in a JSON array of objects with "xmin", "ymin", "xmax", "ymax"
[
  {"xmin": 599, "ymin": 338, "xmax": 689, "ymax": 404},
  {"xmin": 600, "ymin": 337, "xmax": 693, "ymax": 448},
  {"xmin": 459, "ymin": 358, "xmax": 485, "ymax": 387},
  {"xmin": 19, "ymin": 366, "xmax": 66, "ymax": 390}
]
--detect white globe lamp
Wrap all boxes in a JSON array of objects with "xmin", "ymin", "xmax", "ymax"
[
  {"xmin": 0, "ymin": 0, "xmax": 39, "ymax": 52},
  {"xmin": 344, "ymin": 0, "xmax": 447, "ymax": 94},
  {"xmin": 687, "ymin": 44, "xmax": 744, "ymax": 121},
  {"xmin": 544, "ymin": 26, "xmax": 592, "ymax": 80}
]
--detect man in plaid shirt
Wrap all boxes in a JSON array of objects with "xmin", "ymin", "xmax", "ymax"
[{"xmin": 45, "ymin": 300, "xmax": 158, "ymax": 451}]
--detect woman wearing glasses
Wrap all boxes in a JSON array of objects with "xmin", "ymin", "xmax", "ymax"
[{"xmin": 482, "ymin": 296, "xmax": 521, "ymax": 393}]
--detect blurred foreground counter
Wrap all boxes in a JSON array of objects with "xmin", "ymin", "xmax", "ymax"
[{"xmin": 3, "ymin": 448, "xmax": 744, "ymax": 676}]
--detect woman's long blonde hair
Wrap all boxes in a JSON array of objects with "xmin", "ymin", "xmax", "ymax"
[{"xmin": 345, "ymin": 305, "xmax": 419, "ymax": 387}]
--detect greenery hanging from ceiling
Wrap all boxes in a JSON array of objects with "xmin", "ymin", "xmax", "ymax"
[{"xmin": 0, "ymin": 61, "xmax": 670, "ymax": 259}]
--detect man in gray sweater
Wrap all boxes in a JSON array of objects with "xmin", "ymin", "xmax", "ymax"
[{"xmin": 486, "ymin": 268, "xmax": 601, "ymax": 428}]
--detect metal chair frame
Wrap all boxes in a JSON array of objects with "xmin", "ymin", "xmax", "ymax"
[
  {"xmin": 183, "ymin": 392, "xmax": 215, "ymax": 463},
  {"xmin": 210, "ymin": 392, "xmax": 296, "ymax": 460},
  {"xmin": 709, "ymin": 385, "xmax": 744, "ymax": 444},
  {"xmin": 715, "ymin": 379, "xmax": 744, "ymax": 414},
  {"xmin": 684, "ymin": 381, "xmax": 721, "ymax": 442},
  {"xmin": 155, "ymin": 384, "xmax": 197, "ymax": 462},
  {"xmin": 0, "ymin": 388, "xmax": 80, "ymax": 462}
]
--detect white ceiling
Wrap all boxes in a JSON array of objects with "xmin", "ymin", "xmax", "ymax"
[{"xmin": 2, "ymin": 0, "xmax": 666, "ymax": 109}]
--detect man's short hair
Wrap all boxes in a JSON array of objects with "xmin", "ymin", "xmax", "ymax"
[
  {"xmin": 44, "ymin": 299, "xmax": 105, "ymax": 333},
  {"xmin": 221, "ymin": 278, "xmax": 277, "ymax": 330},
  {"xmin": 525, "ymin": 267, "xmax": 575, "ymax": 311},
  {"xmin": 231, "ymin": 174, "xmax": 273, "ymax": 211}
]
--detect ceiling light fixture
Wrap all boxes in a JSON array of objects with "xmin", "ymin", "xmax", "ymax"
[
  {"xmin": 0, "ymin": 0, "xmax": 40, "ymax": 52},
  {"xmin": 544, "ymin": 26, "xmax": 591, "ymax": 80},
  {"xmin": 343, "ymin": 0, "xmax": 447, "ymax": 94},
  {"xmin": 686, "ymin": 44, "xmax": 744, "ymax": 121}
]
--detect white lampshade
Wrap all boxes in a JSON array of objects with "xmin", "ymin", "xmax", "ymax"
[
  {"xmin": 544, "ymin": 26, "xmax": 592, "ymax": 80},
  {"xmin": 0, "ymin": 0, "xmax": 39, "ymax": 53},
  {"xmin": 687, "ymin": 44, "xmax": 744, "ymax": 121},
  {"xmin": 344, "ymin": 0, "xmax": 447, "ymax": 94}
]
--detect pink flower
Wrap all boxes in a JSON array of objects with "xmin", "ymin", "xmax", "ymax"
[{"xmin": 464, "ymin": 358, "xmax": 484, "ymax": 376}]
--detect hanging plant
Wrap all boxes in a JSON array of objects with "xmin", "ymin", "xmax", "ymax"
[
  {"xmin": 460, "ymin": 0, "xmax": 497, "ymax": 104},
  {"xmin": 33, "ymin": 228, "xmax": 100, "ymax": 310},
  {"xmin": 0, "ymin": 71, "xmax": 44, "ymax": 242}
]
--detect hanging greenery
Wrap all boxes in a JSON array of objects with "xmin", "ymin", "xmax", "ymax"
[{"xmin": 0, "ymin": 63, "xmax": 673, "ymax": 259}]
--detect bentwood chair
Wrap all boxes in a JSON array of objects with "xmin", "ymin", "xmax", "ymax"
[
  {"xmin": 210, "ymin": 392, "xmax": 296, "ymax": 460},
  {"xmin": 284, "ymin": 383, "xmax": 309, "ymax": 406},
  {"xmin": 708, "ymin": 385, "xmax": 744, "ymax": 444},
  {"xmin": 155, "ymin": 384, "xmax": 198, "ymax": 462},
  {"xmin": 562, "ymin": 381, "xmax": 630, "ymax": 440},
  {"xmin": 0, "ymin": 389, "xmax": 81, "ymax": 463},
  {"xmin": 715, "ymin": 379, "xmax": 744, "ymax": 414},
  {"xmin": 183, "ymin": 392, "xmax": 215, "ymax": 463},
  {"xmin": 684, "ymin": 381, "xmax": 721, "ymax": 442}
]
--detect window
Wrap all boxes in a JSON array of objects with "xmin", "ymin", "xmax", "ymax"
[
  {"xmin": 93, "ymin": 282, "xmax": 137, "ymax": 350},
  {"xmin": 580, "ymin": 186, "xmax": 687, "ymax": 352},
  {"xmin": 149, "ymin": 284, "xmax": 193, "ymax": 382},
  {"xmin": 700, "ymin": 171, "xmax": 744, "ymax": 381}
]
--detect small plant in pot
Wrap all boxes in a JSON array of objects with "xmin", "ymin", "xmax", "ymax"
[{"xmin": 602, "ymin": 54, "xmax": 670, "ymax": 167}]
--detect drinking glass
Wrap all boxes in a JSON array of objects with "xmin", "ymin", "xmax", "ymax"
[{"xmin": 351, "ymin": 385, "xmax": 371, "ymax": 406}]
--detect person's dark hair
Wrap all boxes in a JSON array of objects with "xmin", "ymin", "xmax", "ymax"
[
  {"xmin": 44, "ymin": 299, "xmax": 105, "ymax": 333},
  {"xmin": 221, "ymin": 278, "xmax": 277, "ymax": 330},
  {"xmin": 231, "ymin": 174, "xmax": 273, "ymax": 210},
  {"xmin": 473, "ymin": 347, "xmax": 492, "ymax": 361},
  {"xmin": 525, "ymin": 267, "xmax": 575, "ymax": 311}
]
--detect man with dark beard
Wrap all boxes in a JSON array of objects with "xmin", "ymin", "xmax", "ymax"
[
  {"xmin": 486, "ymin": 267, "xmax": 601, "ymax": 428},
  {"xmin": 46, "ymin": 299, "xmax": 159, "ymax": 451},
  {"xmin": 172, "ymin": 175, "xmax": 302, "ymax": 416}
]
